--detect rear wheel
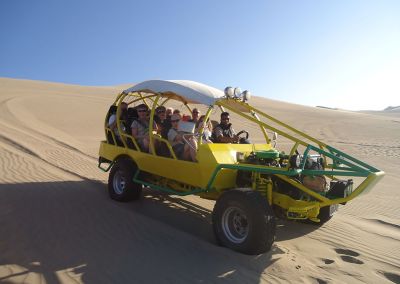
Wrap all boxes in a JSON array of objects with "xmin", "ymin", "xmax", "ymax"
[
  {"xmin": 108, "ymin": 158, "xmax": 142, "ymax": 201},
  {"xmin": 212, "ymin": 188, "xmax": 276, "ymax": 255}
]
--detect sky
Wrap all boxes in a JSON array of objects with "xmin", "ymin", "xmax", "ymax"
[{"xmin": 0, "ymin": 0, "xmax": 399, "ymax": 110}]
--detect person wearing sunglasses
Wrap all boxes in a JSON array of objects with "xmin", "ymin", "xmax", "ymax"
[
  {"xmin": 213, "ymin": 112, "xmax": 239, "ymax": 143},
  {"xmin": 189, "ymin": 108, "xmax": 200, "ymax": 123},
  {"xmin": 168, "ymin": 114, "xmax": 197, "ymax": 161},
  {"xmin": 155, "ymin": 105, "xmax": 171, "ymax": 139},
  {"xmin": 131, "ymin": 104, "xmax": 157, "ymax": 152}
]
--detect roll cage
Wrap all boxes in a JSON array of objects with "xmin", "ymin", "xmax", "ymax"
[{"xmin": 105, "ymin": 87, "xmax": 383, "ymax": 203}]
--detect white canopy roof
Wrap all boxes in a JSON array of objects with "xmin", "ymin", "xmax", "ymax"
[{"xmin": 123, "ymin": 80, "xmax": 225, "ymax": 105}]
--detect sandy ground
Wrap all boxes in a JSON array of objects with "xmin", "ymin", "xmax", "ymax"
[{"xmin": 0, "ymin": 77, "xmax": 399, "ymax": 284}]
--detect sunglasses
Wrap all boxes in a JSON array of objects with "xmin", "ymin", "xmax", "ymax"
[
  {"xmin": 171, "ymin": 119, "xmax": 180, "ymax": 123},
  {"xmin": 157, "ymin": 111, "xmax": 166, "ymax": 114},
  {"xmin": 137, "ymin": 109, "xmax": 147, "ymax": 113}
]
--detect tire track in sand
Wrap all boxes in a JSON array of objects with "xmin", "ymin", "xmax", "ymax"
[{"xmin": 0, "ymin": 120, "xmax": 105, "ymax": 183}]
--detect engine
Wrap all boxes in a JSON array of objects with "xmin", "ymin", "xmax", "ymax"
[{"xmin": 236, "ymin": 150, "xmax": 352, "ymax": 201}]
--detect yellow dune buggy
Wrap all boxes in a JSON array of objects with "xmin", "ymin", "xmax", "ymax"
[{"xmin": 98, "ymin": 80, "xmax": 384, "ymax": 255}]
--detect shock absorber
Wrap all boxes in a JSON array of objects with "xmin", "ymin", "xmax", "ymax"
[{"xmin": 252, "ymin": 173, "xmax": 273, "ymax": 205}]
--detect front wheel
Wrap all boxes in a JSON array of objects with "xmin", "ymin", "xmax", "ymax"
[
  {"xmin": 212, "ymin": 188, "xmax": 276, "ymax": 255},
  {"xmin": 108, "ymin": 158, "xmax": 142, "ymax": 202}
]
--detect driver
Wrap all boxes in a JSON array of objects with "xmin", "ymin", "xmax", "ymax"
[{"xmin": 213, "ymin": 112, "xmax": 239, "ymax": 143}]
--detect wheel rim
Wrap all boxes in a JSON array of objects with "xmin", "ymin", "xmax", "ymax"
[
  {"xmin": 113, "ymin": 169, "xmax": 126, "ymax": 195},
  {"xmin": 221, "ymin": 206, "xmax": 249, "ymax": 243}
]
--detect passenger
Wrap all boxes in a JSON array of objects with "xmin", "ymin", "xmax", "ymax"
[
  {"xmin": 182, "ymin": 114, "xmax": 191, "ymax": 121},
  {"xmin": 126, "ymin": 107, "xmax": 138, "ymax": 131},
  {"xmin": 131, "ymin": 103, "xmax": 157, "ymax": 152},
  {"xmin": 190, "ymin": 108, "xmax": 200, "ymax": 123},
  {"xmin": 213, "ymin": 112, "xmax": 239, "ymax": 143},
  {"xmin": 108, "ymin": 102, "xmax": 128, "ymax": 146},
  {"xmin": 155, "ymin": 105, "xmax": 171, "ymax": 139},
  {"xmin": 196, "ymin": 115, "xmax": 213, "ymax": 143},
  {"xmin": 154, "ymin": 105, "xmax": 164, "ymax": 125},
  {"xmin": 168, "ymin": 114, "xmax": 197, "ymax": 162},
  {"xmin": 173, "ymin": 109, "xmax": 181, "ymax": 115},
  {"xmin": 166, "ymin": 107, "xmax": 173, "ymax": 119}
]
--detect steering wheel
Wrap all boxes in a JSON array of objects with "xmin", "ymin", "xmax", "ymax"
[{"xmin": 236, "ymin": 130, "xmax": 249, "ymax": 144}]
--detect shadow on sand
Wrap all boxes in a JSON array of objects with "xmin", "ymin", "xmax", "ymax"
[{"xmin": 0, "ymin": 181, "xmax": 319, "ymax": 283}]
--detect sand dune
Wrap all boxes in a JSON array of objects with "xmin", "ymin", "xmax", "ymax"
[{"xmin": 0, "ymin": 77, "xmax": 399, "ymax": 283}]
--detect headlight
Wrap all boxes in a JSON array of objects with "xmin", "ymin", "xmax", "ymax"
[
  {"xmin": 242, "ymin": 90, "xmax": 251, "ymax": 101},
  {"xmin": 224, "ymin": 86, "xmax": 234, "ymax": 97},
  {"xmin": 234, "ymin": 87, "xmax": 242, "ymax": 98}
]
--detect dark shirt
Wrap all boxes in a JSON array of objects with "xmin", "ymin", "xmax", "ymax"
[{"xmin": 156, "ymin": 117, "xmax": 172, "ymax": 139}]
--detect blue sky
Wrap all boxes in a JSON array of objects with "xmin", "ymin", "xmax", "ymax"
[{"xmin": 1, "ymin": 0, "xmax": 399, "ymax": 110}]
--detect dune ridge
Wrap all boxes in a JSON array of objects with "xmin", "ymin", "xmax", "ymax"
[{"xmin": 0, "ymin": 77, "xmax": 399, "ymax": 283}]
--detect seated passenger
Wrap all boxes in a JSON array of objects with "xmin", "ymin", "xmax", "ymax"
[
  {"xmin": 126, "ymin": 107, "xmax": 138, "ymax": 132},
  {"xmin": 108, "ymin": 102, "xmax": 128, "ymax": 146},
  {"xmin": 213, "ymin": 112, "xmax": 239, "ymax": 143},
  {"xmin": 166, "ymin": 107, "xmax": 173, "ymax": 119},
  {"xmin": 182, "ymin": 114, "xmax": 191, "ymax": 121},
  {"xmin": 196, "ymin": 115, "xmax": 213, "ymax": 143},
  {"xmin": 155, "ymin": 106, "xmax": 171, "ymax": 139},
  {"xmin": 168, "ymin": 114, "xmax": 197, "ymax": 162},
  {"xmin": 131, "ymin": 104, "xmax": 157, "ymax": 152},
  {"xmin": 189, "ymin": 108, "xmax": 200, "ymax": 123}
]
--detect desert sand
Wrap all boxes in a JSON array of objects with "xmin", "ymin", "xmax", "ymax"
[{"xmin": 0, "ymin": 77, "xmax": 399, "ymax": 284}]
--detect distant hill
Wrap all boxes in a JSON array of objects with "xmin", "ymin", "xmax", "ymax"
[
  {"xmin": 359, "ymin": 105, "xmax": 400, "ymax": 118},
  {"xmin": 316, "ymin": 106, "xmax": 338, "ymax": 110},
  {"xmin": 315, "ymin": 104, "xmax": 400, "ymax": 117},
  {"xmin": 384, "ymin": 106, "xmax": 400, "ymax": 111}
]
